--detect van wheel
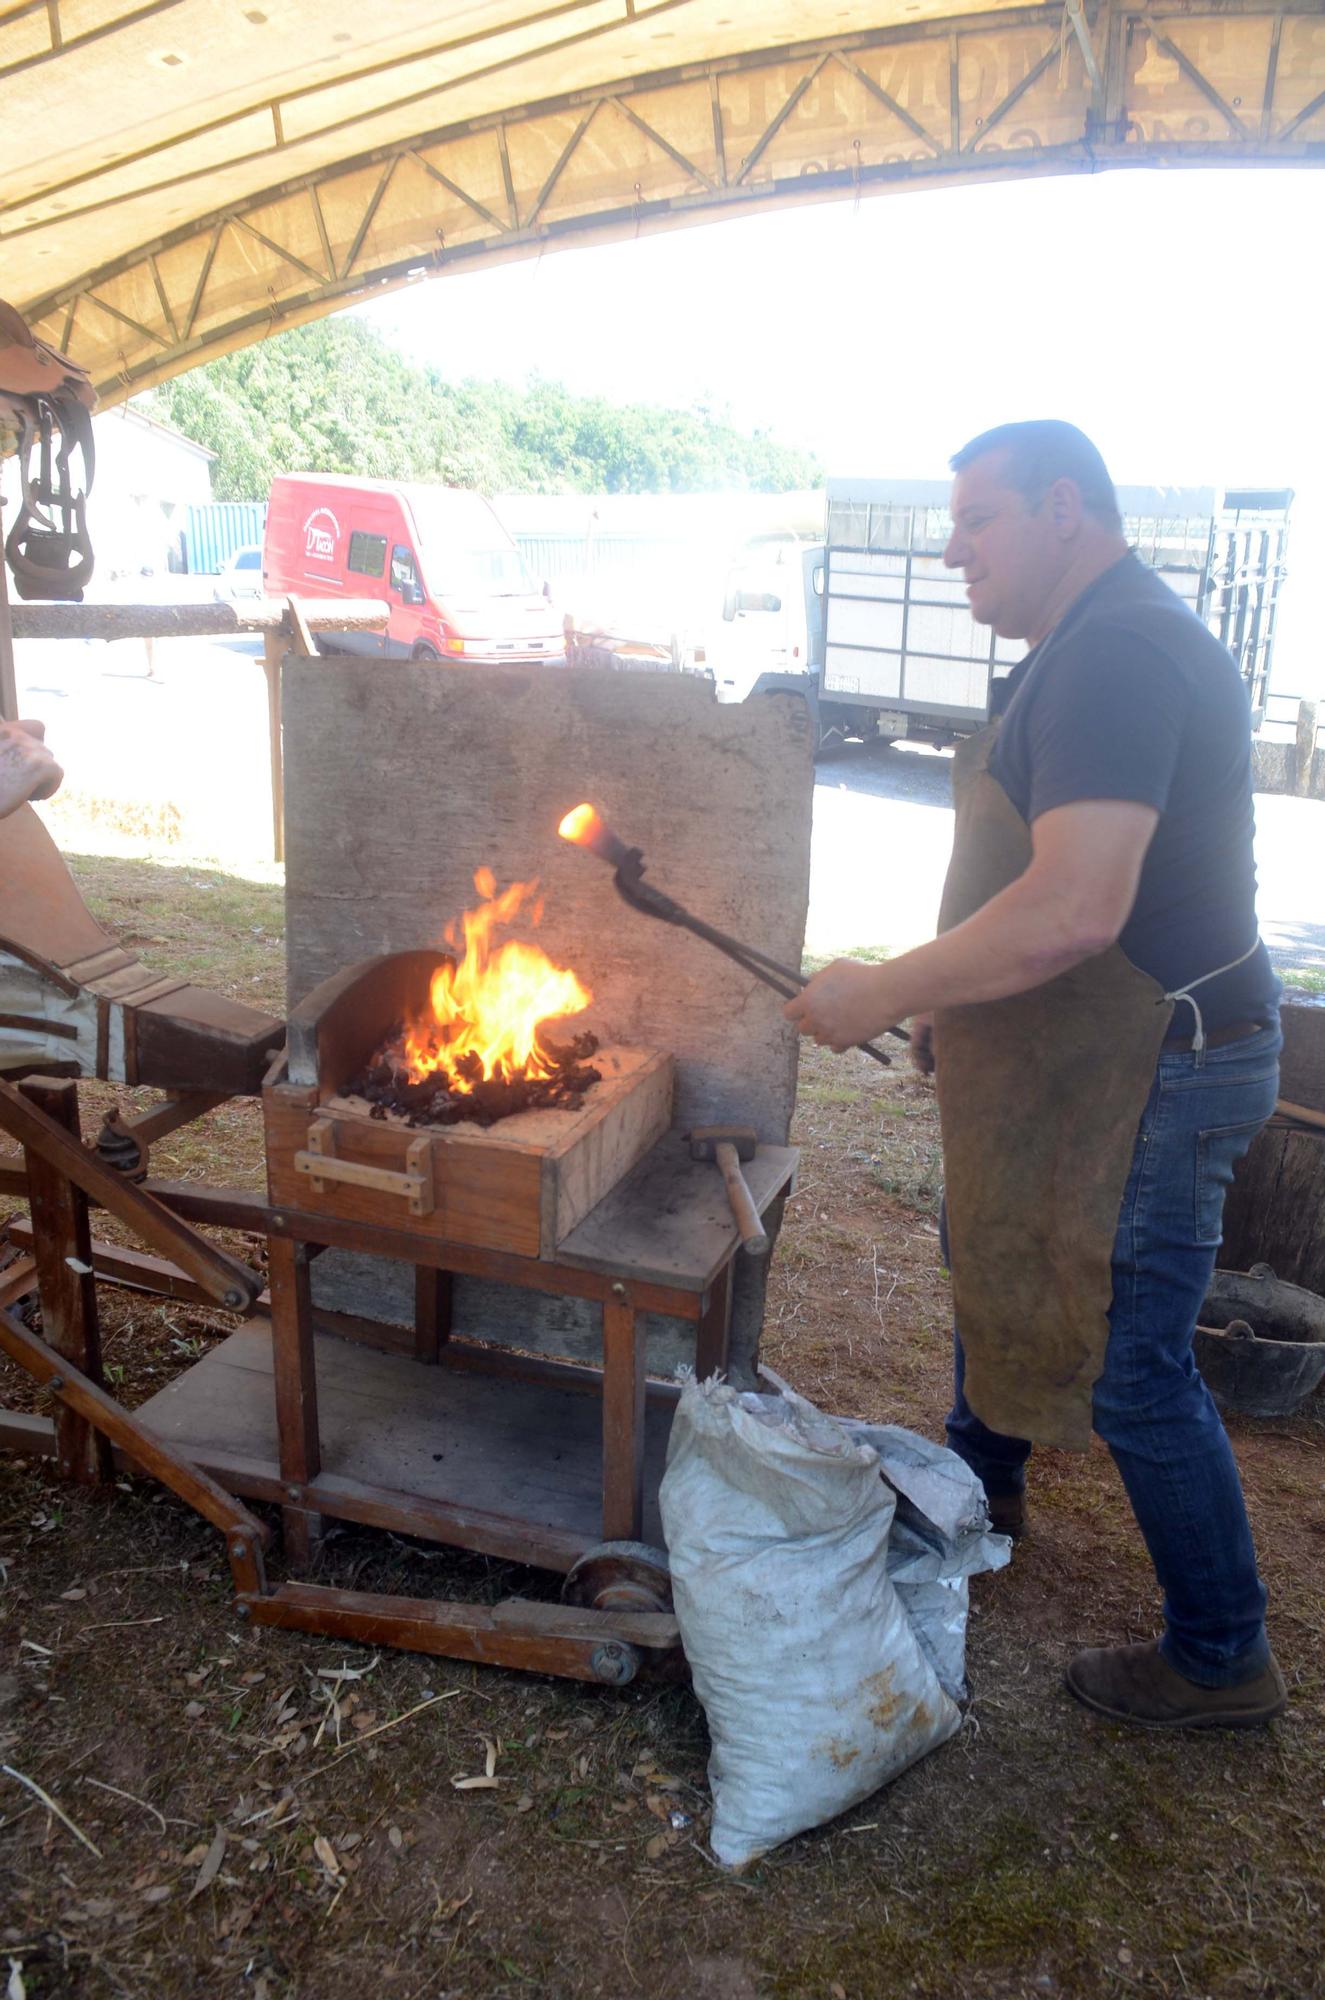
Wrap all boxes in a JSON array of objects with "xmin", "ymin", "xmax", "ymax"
[{"xmin": 412, "ymin": 643, "xmax": 440, "ymax": 662}]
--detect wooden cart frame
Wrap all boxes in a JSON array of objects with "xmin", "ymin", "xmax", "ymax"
[{"xmin": 0, "ymin": 1073, "xmax": 794, "ymax": 1684}]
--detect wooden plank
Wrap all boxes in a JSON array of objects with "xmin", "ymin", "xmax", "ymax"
[
  {"xmin": 544, "ymin": 1048, "xmax": 673, "ymax": 1250},
  {"xmin": 0, "ymin": 1408, "xmax": 56, "ymax": 1456},
  {"xmin": 601, "ymin": 1297, "xmax": 646, "ymax": 1541},
  {"xmin": 557, "ymin": 1135, "xmax": 798, "ymax": 1291},
  {"xmin": 265, "ymin": 1200, "xmax": 703, "ymax": 1319},
  {"xmin": 264, "ymin": 629, "xmax": 286, "ymax": 866},
  {"xmin": 0, "ymin": 1079, "xmax": 262, "ymax": 1310},
  {"xmin": 9, "ymin": 598, "xmax": 390, "ymax": 641},
  {"xmin": 0, "ymin": 1253, "xmax": 37, "ymax": 1308},
  {"xmin": 266, "ymin": 1237, "xmax": 319, "ymax": 1486},
  {"xmin": 240, "ymin": 1581, "xmax": 681, "ymax": 1681},
  {"xmin": 267, "ymin": 1086, "xmax": 544, "ymax": 1259},
  {"xmin": 0, "ymin": 1304, "xmax": 270, "ymax": 1556},
  {"xmin": 134, "ymin": 1321, "xmax": 674, "ymax": 1559},
  {"xmin": 7, "ymin": 1220, "xmax": 234, "ymax": 1308},
  {"xmin": 19, "ymin": 1078, "xmax": 111, "ymax": 1485}
]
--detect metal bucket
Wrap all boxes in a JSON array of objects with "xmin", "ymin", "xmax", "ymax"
[{"xmin": 1195, "ymin": 1264, "xmax": 1325, "ymax": 1419}]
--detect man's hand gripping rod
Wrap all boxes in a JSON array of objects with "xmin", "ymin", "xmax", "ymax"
[{"xmin": 557, "ymin": 805, "xmax": 907, "ymax": 1067}]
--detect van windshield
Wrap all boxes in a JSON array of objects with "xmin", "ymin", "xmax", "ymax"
[{"xmin": 407, "ymin": 489, "xmax": 536, "ymax": 599}]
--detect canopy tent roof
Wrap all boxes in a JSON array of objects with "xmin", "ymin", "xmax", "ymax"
[{"xmin": 5, "ymin": 0, "xmax": 1323, "ymax": 407}]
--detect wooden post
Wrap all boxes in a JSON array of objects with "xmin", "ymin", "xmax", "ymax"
[
  {"xmin": 19, "ymin": 1079, "xmax": 112, "ymax": 1484},
  {"xmin": 262, "ymin": 629, "xmax": 285, "ymax": 864},
  {"xmin": 267, "ymin": 1235, "xmax": 321, "ymax": 1562},
  {"xmin": 1296, "ymin": 699, "xmax": 1320, "ymax": 798},
  {"xmin": 0, "ymin": 521, "xmax": 18, "ymax": 723},
  {"xmin": 694, "ymin": 1258, "xmax": 734, "ymax": 1380},
  {"xmin": 414, "ymin": 1266, "xmax": 452, "ymax": 1363},
  {"xmin": 601, "ymin": 1291, "xmax": 645, "ymax": 1541}
]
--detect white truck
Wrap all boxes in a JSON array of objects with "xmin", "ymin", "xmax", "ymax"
[{"xmin": 711, "ymin": 479, "xmax": 1292, "ymax": 750}]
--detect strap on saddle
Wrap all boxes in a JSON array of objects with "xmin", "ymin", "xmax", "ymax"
[{"xmin": 1, "ymin": 298, "xmax": 97, "ymax": 603}]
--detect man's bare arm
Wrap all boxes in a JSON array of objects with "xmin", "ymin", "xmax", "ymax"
[{"xmin": 786, "ymin": 799, "xmax": 1160, "ymax": 1051}]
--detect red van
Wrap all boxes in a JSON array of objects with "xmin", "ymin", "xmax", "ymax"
[{"xmin": 263, "ymin": 473, "xmax": 564, "ymax": 664}]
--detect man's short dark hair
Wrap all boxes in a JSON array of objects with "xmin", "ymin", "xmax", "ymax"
[{"xmin": 950, "ymin": 420, "xmax": 1122, "ymax": 530}]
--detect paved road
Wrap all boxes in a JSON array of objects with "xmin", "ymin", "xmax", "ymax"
[
  {"xmin": 807, "ymin": 737, "xmax": 1325, "ymax": 980},
  {"xmin": 14, "ymin": 632, "xmax": 1325, "ymax": 978}
]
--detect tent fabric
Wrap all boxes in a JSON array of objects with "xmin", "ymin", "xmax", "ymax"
[{"xmin": 3, "ymin": 0, "xmax": 1323, "ymax": 405}]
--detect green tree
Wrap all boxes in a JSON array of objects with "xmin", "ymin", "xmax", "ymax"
[{"xmin": 144, "ymin": 316, "xmax": 820, "ymax": 499}]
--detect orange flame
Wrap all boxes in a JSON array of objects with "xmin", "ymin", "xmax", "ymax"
[
  {"xmin": 398, "ymin": 869, "xmax": 591, "ymax": 1089},
  {"xmin": 558, "ymin": 802, "xmax": 602, "ymax": 847}
]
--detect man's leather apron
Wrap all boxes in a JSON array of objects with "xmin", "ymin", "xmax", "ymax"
[{"xmin": 932, "ymin": 724, "xmax": 1173, "ymax": 1449}]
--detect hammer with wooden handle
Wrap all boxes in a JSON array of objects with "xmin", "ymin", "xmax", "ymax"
[{"xmin": 688, "ymin": 1125, "xmax": 769, "ymax": 1257}]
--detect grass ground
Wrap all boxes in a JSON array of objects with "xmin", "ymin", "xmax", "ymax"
[{"xmin": 1, "ymin": 853, "xmax": 1322, "ymax": 2000}]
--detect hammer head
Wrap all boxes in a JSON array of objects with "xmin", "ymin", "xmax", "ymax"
[{"xmin": 688, "ymin": 1124, "xmax": 758, "ymax": 1163}]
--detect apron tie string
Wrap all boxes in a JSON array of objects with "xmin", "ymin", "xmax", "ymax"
[{"xmin": 1161, "ymin": 938, "xmax": 1261, "ymax": 1056}]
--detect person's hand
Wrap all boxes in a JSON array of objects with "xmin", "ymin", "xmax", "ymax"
[
  {"xmin": 909, "ymin": 1013, "xmax": 935, "ymax": 1075},
  {"xmin": 784, "ymin": 958, "xmax": 897, "ymax": 1053},
  {"xmin": 0, "ymin": 718, "xmax": 63, "ymax": 818}
]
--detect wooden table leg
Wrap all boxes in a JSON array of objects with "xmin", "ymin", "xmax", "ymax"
[
  {"xmin": 601, "ymin": 1291, "xmax": 645, "ymax": 1542},
  {"xmin": 262, "ymin": 630, "xmax": 285, "ymax": 865},
  {"xmin": 21, "ymin": 1080, "xmax": 112, "ymax": 1485},
  {"xmin": 414, "ymin": 1267, "xmax": 452, "ymax": 1363},
  {"xmin": 267, "ymin": 1235, "xmax": 322, "ymax": 1562},
  {"xmin": 694, "ymin": 1259, "xmax": 735, "ymax": 1380}
]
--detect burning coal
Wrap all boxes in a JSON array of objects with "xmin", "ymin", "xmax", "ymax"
[{"xmin": 347, "ymin": 869, "xmax": 601, "ymax": 1127}]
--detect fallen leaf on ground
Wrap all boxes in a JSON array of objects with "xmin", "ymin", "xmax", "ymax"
[
  {"xmin": 313, "ymin": 1834, "xmax": 340, "ymax": 1877},
  {"xmin": 187, "ymin": 1827, "xmax": 226, "ymax": 1901}
]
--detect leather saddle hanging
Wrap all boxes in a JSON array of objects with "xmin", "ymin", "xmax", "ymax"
[{"xmin": 0, "ymin": 298, "xmax": 97, "ymax": 602}]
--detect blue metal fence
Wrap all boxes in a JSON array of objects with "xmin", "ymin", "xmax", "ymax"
[{"xmin": 184, "ymin": 501, "xmax": 268, "ymax": 575}]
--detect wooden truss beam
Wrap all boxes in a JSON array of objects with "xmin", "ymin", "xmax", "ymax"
[{"xmin": 9, "ymin": 1, "xmax": 1322, "ymax": 406}]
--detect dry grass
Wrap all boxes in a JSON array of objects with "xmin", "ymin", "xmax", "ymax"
[{"xmin": 2, "ymin": 856, "xmax": 1324, "ymax": 2000}]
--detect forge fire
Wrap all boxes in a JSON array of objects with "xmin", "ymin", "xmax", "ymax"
[{"xmin": 347, "ymin": 868, "xmax": 601, "ymax": 1127}]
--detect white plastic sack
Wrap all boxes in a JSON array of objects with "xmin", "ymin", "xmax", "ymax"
[
  {"xmin": 659, "ymin": 1374, "xmax": 962, "ymax": 1869},
  {"xmin": 844, "ymin": 1421, "xmax": 1012, "ymax": 1704}
]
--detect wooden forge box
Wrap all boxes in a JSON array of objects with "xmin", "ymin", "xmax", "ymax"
[{"xmin": 265, "ymin": 950, "xmax": 673, "ymax": 1260}]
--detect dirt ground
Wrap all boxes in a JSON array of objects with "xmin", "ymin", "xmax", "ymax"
[{"xmin": 2, "ymin": 854, "xmax": 1323, "ymax": 2000}]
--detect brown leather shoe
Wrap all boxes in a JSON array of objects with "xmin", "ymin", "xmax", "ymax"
[
  {"xmin": 1065, "ymin": 1639, "xmax": 1287, "ymax": 1729},
  {"xmin": 985, "ymin": 1489, "xmax": 1025, "ymax": 1540}
]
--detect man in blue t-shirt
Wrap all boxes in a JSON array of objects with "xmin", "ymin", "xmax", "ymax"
[{"xmin": 787, "ymin": 420, "xmax": 1285, "ymax": 1731}]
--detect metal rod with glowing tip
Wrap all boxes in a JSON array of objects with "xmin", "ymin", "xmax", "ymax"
[{"xmin": 556, "ymin": 804, "xmax": 907, "ymax": 1063}]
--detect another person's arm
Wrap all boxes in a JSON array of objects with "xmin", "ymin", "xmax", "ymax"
[
  {"xmin": 0, "ymin": 718, "xmax": 62, "ymax": 818},
  {"xmin": 786, "ymin": 797, "xmax": 1159, "ymax": 1051}
]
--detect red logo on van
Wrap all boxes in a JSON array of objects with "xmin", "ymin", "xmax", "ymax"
[{"xmin": 302, "ymin": 507, "xmax": 340, "ymax": 562}]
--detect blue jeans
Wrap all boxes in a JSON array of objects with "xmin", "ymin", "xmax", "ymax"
[{"xmin": 945, "ymin": 1018, "xmax": 1282, "ymax": 1687}]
